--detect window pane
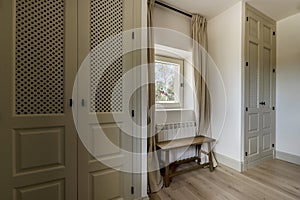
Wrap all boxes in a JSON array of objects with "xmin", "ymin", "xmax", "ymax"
[{"xmin": 155, "ymin": 61, "xmax": 180, "ymax": 102}]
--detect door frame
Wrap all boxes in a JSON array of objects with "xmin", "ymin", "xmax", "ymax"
[{"xmin": 131, "ymin": 0, "xmax": 149, "ymax": 198}]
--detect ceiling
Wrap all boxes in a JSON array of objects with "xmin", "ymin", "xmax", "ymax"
[
  {"xmin": 246, "ymin": 0, "xmax": 300, "ymax": 21},
  {"xmin": 160, "ymin": 0, "xmax": 300, "ymax": 21}
]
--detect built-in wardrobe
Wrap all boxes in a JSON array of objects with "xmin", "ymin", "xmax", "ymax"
[
  {"xmin": 0, "ymin": 0, "xmax": 145, "ymax": 199},
  {"xmin": 243, "ymin": 4, "xmax": 276, "ymax": 169}
]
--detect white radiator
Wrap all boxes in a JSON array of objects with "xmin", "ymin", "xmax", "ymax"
[{"xmin": 156, "ymin": 121, "xmax": 197, "ymax": 163}]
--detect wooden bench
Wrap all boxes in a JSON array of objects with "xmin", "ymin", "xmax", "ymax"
[{"xmin": 156, "ymin": 135, "xmax": 215, "ymax": 187}]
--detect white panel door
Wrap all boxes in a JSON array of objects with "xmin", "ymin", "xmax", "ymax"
[
  {"xmin": 244, "ymin": 5, "xmax": 276, "ymax": 167},
  {"xmin": 77, "ymin": 0, "xmax": 134, "ymax": 199},
  {"xmin": 0, "ymin": 0, "xmax": 77, "ymax": 199}
]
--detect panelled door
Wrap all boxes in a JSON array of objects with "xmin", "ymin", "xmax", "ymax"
[
  {"xmin": 244, "ymin": 5, "xmax": 276, "ymax": 168},
  {"xmin": 0, "ymin": 0, "xmax": 77, "ymax": 199},
  {"xmin": 77, "ymin": 0, "xmax": 134, "ymax": 199}
]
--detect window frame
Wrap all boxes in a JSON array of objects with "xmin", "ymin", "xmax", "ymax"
[{"xmin": 154, "ymin": 55, "xmax": 184, "ymax": 109}]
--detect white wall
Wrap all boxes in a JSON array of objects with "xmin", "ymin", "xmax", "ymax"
[
  {"xmin": 153, "ymin": 5, "xmax": 195, "ymax": 124},
  {"xmin": 207, "ymin": 2, "xmax": 243, "ymax": 165},
  {"xmin": 276, "ymin": 13, "xmax": 300, "ymax": 158},
  {"xmin": 153, "ymin": 4, "xmax": 192, "ymax": 51}
]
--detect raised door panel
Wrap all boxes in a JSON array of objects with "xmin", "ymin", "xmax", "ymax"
[
  {"xmin": 248, "ymin": 113, "xmax": 259, "ymax": 133},
  {"xmin": 261, "ymin": 110, "xmax": 273, "ymax": 156},
  {"xmin": 263, "ymin": 24, "xmax": 272, "ymax": 46},
  {"xmin": 249, "ymin": 136, "xmax": 259, "ymax": 156},
  {"xmin": 14, "ymin": 180, "xmax": 65, "ymax": 200},
  {"xmin": 90, "ymin": 169, "xmax": 122, "ymax": 200},
  {"xmin": 262, "ymin": 47, "xmax": 271, "ymax": 107},
  {"xmin": 89, "ymin": 124, "xmax": 122, "ymax": 158},
  {"xmin": 13, "ymin": 127, "xmax": 65, "ymax": 174},
  {"xmin": 246, "ymin": 112, "xmax": 260, "ymax": 162},
  {"xmin": 248, "ymin": 41, "xmax": 259, "ymax": 108},
  {"xmin": 248, "ymin": 15, "xmax": 259, "ymax": 41}
]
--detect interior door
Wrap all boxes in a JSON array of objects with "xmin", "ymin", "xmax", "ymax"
[
  {"xmin": 0, "ymin": 0, "xmax": 77, "ymax": 199},
  {"xmin": 77, "ymin": 0, "xmax": 134, "ymax": 199},
  {"xmin": 244, "ymin": 5, "xmax": 276, "ymax": 168}
]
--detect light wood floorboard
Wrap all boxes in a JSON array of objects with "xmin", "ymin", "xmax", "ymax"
[{"xmin": 150, "ymin": 159, "xmax": 300, "ymax": 200}]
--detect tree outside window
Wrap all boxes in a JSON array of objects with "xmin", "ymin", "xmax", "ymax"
[{"xmin": 155, "ymin": 55, "xmax": 183, "ymax": 108}]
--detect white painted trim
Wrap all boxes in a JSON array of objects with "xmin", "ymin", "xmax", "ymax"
[
  {"xmin": 214, "ymin": 152, "xmax": 243, "ymax": 172},
  {"xmin": 135, "ymin": 196, "xmax": 149, "ymax": 200},
  {"xmin": 132, "ymin": 0, "xmax": 148, "ymax": 198},
  {"xmin": 276, "ymin": 151, "xmax": 300, "ymax": 166},
  {"xmin": 240, "ymin": 0, "xmax": 246, "ymax": 168}
]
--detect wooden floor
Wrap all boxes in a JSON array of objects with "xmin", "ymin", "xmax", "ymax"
[{"xmin": 150, "ymin": 159, "xmax": 300, "ymax": 200}]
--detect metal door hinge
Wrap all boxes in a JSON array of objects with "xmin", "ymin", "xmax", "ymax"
[
  {"xmin": 272, "ymin": 144, "xmax": 275, "ymax": 148},
  {"xmin": 245, "ymin": 152, "xmax": 248, "ymax": 156},
  {"xmin": 131, "ymin": 186, "xmax": 134, "ymax": 194},
  {"xmin": 131, "ymin": 110, "xmax": 135, "ymax": 117},
  {"xmin": 273, "ymin": 31, "xmax": 276, "ymax": 36},
  {"xmin": 246, "ymin": 107, "xmax": 248, "ymax": 112},
  {"xmin": 132, "ymin": 32, "xmax": 135, "ymax": 39},
  {"xmin": 81, "ymin": 99, "xmax": 85, "ymax": 107},
  {"xmin": 246, "ymin": 62, "xmax": 249, "ymax": 67},
  {"xmin": 69, "ymin": 99, "xmax": 73, "ymax": 107},
  {"xmin": 246, "ymin": 17, "xmax": 248, "ymax": 21},
  {"xmin": 272, "ymin": 106, "xmax": 275, "ymax": 110},
  {"xmin": 273, "ymin": 69, "xmax": 276, "ymax": 73}
]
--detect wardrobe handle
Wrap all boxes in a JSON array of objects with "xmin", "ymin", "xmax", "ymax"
[{"xmin": 259, "ymin": 101, "xmax": 265, "ymax": 105}]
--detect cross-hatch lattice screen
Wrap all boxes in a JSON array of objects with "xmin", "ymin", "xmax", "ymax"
[
  {"xmin": 90, "ymin": 0, "xmax": 123, "ymax": 113},
  {"xmin": 15, "ymin": 0, "xmax": 64, "ymax": 115}
]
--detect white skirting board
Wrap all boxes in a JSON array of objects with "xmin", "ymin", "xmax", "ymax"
[
  {"xmin": 134, "ymin": 195, "xmax": 149, "ymax": 200},
  {"xmin": 214, "ymin": 152, "xmax": 243, "ymax": 172},
  {"xmin": 276, "ymin": 150, "xmax": 300, "ymax": 166},
  {"xmin": 213, "ymin": 151, "xmax": 300, "ymax": 172}
]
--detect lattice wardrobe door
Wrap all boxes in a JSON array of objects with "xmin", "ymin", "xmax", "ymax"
[
  {"xmin": 15, "ymin": 0, "xmax": 65, "ymax": 115},
  {"xmin": 90, "ymin": 0, "xmax": 123, "ymax": 113}
]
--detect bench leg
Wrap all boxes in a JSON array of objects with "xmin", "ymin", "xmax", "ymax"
[
  {"xmin": 208, "ymin": 142, "xmax": 214, "ymax": 172},
  {"xmin": 165, "ymin": 150, "xmax": 170, "ymax": 187},
  {"xmin": 196, "ymin": 144, "xmax": 202, "ymax": 164}
]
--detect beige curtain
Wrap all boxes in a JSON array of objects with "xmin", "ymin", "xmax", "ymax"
[
  {"xmin": 147, "ymin": 0, "xmax": 163, "ymax": 193},
  {"xmin": 192, "ymin": 15, "xmax": 217, "ymax": 166},
  {"xmin": 192, "ymin": 14, "xmax": 210, "ymax": 136}
]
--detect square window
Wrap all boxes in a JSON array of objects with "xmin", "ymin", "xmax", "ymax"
[{"xmin": 155, "ymin": 55, "xmax": 184, "ymax": 109}]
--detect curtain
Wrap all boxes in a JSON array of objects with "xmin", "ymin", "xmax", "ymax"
[
  {"xmin": 192, "ymin": 15, "xmax": 216, "ymax": 166},
  {"xmin": 147, "ymin": 0, "xmax": 163, "ymax": 193},
  {"xmin": 192, "ymin": 15, "xmax": 210, "ymax": 135}
]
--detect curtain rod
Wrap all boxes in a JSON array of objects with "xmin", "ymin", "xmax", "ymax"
[{"xmin": 155, "ymin": 1, "xmax": 192, "ymax": 18}]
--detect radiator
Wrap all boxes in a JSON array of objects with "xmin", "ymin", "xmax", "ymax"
[{"xmin": 156, "ymin": 121, "xmax": 197, "ymax": 163}]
